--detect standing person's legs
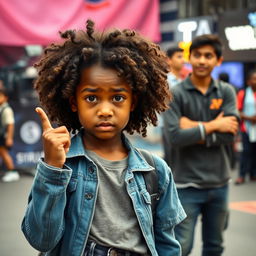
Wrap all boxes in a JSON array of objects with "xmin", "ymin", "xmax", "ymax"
[
  {"xmin": 0, "ymin": 145, "xmax": 19, "ymax": 182},
  {"xmin": 175, "ymin": 188, "xmax": 203, "ymax": 256},
  {"xmin": 201, "ymin": 185, "xmax": 229, "ymax": 256},
  {"xmin": 249, "ymin": 142, "xmax": 256, "ymax": 180},
  {"xmin": 236, "ymin": 132, "xmax": 252, "ymax": 184},
  {"xmin": 0, "ymin": 146, "xmax": 14, "ymax": 170}
]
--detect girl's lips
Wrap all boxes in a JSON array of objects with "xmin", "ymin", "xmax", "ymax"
[
  {"xmin": 96, "ymin": 122, "xmax": 114, "ymax": 127},
  {"xmin": 96, "ymin": 122, "xmax": 115, "ymax": 131}
]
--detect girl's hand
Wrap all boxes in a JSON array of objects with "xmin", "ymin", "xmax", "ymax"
[{"xmin": 36, "ymin": 107, "xmax": 71, "ymax": 168}]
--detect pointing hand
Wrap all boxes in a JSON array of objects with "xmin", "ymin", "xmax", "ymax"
[{"xmin": 36, "ymin": 107, "xmax": 71, "ymax": 168}]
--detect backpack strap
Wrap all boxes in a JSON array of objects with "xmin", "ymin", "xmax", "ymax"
[{"xmin": 136, "ymin": 148, "xmax": 160, "ymax": 217}]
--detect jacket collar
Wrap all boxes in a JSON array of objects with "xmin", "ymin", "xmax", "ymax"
[
  {"xmin": 66, "ymin": 131, "xmax": 87, "ymax": 158},
  {"xmin": 183, "ymin": 75, "xmax": 218, "ymax": 94},
  {"xmin": 66, "ymin": 131, "xmax": 154, "ymax": 172}
]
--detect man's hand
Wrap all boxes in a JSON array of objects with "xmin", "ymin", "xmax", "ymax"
[
  {"xmin": 36, "ymin": 107, "xmax": 71, "ymax": 168},
  {"xmin": 240, "ymin": 112, "xmax": 256, "ymax": 124},
  {"xmin": 179, "ymin": 111, "xmax": 239, "ymax": 135},
  {"xmin": 205, "ymin": 111, "xmax": 239, "ymax": 135}
]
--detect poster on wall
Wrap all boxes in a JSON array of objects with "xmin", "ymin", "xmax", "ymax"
[{"xmin": 9, "ymin": 102, "xmax": 43, "ymax": 170}]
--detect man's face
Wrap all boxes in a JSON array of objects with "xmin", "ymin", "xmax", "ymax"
[
  {"xmin": 189, "ymin": 45, "xmax": 222, "ymax": 78},
  {"xmin": 169, "ymin": 51, "xmax": 185, "ymax": 71},
  {"xmin": 248, "ymin": 73, "xmax": 256, "ymax": 91}
]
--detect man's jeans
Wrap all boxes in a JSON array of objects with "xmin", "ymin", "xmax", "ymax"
[
  {"xmin": 239, "ymin": 132, "xmax": 256, "ymax": 178},
  {"xmin": 175, "ymin": 185, "xmax": 229, "ymax": 256}
]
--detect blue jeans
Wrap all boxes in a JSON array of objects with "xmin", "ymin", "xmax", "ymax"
[
  {"xmin": 84, "ymin": 241, "xmax": 105, "ymax": 256},
  {"xmin": 239, "ymin": 132, "xmax": 256, "ymax": 178},
  {"xmin": 175, "ymin": 185, "xmax": 229, "ymax": 256}
]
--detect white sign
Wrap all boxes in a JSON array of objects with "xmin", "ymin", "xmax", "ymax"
[
  {"xmin": 175, "ymin": 17, "xmax": 213, "ymax": 42},
  {"xmin": 225, "ymin": 25, "xmax": 256, "ymax": 50}
]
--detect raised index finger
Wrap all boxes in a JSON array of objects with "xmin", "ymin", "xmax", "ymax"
[{"xmin": 35, "ymin": 107, "xmax": 53, "ymax": 132}]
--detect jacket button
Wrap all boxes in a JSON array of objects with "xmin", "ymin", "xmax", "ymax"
[
  {"xmin": 85, "ymin": 193, "xmax": 93, "ymax": 200},
  {"xmin": 88, "ymin": 166, "xmax": 95, "ymax": 174}
]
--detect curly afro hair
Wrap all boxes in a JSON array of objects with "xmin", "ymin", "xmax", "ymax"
[{"xmin": 34, "ymin": 20, "xmax": 171, "ymax": 136}]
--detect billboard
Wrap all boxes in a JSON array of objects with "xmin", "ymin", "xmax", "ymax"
[{"xmin": 218, "ymin": 9, "xmax": 256, "ymax": 62}]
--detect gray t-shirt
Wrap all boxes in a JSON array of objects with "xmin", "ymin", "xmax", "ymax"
[{"xmin": 86, "ymin": 150, "xmax": 148, "ymax": 254}]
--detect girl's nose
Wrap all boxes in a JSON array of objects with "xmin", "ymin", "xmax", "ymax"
[{"xmin": 97, "ymin": 103, "xmax": 114, "ymax": 117}]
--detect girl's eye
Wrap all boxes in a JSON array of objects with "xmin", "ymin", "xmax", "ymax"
[
  {"xmin": 113, "ymin": 95, "xmax": 125, "ymax": 102},
  {"xmin": 86, "ymin": 95, "xmax": 97, "ymax": 102}
]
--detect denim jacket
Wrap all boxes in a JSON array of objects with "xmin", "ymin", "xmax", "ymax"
[{"xmin": 22, "ymin": 132, "xmax": 186, "ymax": 256}]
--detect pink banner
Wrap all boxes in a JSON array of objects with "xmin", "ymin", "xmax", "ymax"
[{"xmin": 0, "ymin": 0, "xmax": 160, "ymax": 46}]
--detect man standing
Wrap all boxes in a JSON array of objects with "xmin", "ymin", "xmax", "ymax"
[
  {"xmin": 0, "ymin": 86, "xmax": 19, "ymax": 182},
  {"xmin": 166, "ymin": 46, "xmax": 185, "ymax": 88},
  {"xmin": 163, "ymin": 35, "xmax": 239, "ymax": 256},
  {"xmin": 235, "ymin": 70, "xmax": 256, "ymax": 184}
]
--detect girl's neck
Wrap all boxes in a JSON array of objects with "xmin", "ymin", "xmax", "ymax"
[{"xmin": 82, "ymin": 133, "xmax": 128, "ymax": 160}]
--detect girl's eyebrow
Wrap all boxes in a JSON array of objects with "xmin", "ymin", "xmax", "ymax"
[
  {"xmin": 81, "ymin": 87, "xmax": 129, "ymax": 93},
  {"xmin": 111, "ymin": 88, "xmax": 129, "ymax": 92},
  {"xmin": 81, "ymin": 88, "xmax": 98, "ymax": 92}
]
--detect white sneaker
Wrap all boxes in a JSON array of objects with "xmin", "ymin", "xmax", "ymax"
[{"xmin": 2, "ymin": 171, "xmax": 20, "ymax": 182}]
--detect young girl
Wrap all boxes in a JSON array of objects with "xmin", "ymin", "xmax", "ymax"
[{"xmin": 22, "ymin": 20, "xmax": 186, "ymax": 256}]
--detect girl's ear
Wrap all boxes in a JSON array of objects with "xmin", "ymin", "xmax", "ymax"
[
  {"xmin": 69, "ymin": 96, "xmax": 77, "ymax": 112},
  {"xmin": 131, "ymin": 95, "xmax": 138, "ymax": 111}
]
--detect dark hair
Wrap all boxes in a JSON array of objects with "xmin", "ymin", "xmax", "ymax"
[
  {"xmin": 34, "ymin": 20, "xmax": 171, "ymax": 136},
  {"xmin": 246, "ymin": 69, "xmax": 256, "ymax": 81},
  {"xmin": 218, "ymin": 72, "xmax": 229, "ymax": 83},
  {"xmin": 189, "ymin": 34, "xmax": 223, "ymax": 59},
  {"xmin": 166, "ymin": 46, "xmax": 183, "ymax": 58},
  {"xmin": 0, "ymin": 88, "xmax": 8, "ymax": 97}
]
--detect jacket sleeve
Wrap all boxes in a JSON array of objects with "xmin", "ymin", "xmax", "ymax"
[
  {"xmin": 153, "ymin": 156, "xmax": 186, "ymax": 256},
  {"xmin": 21, "ymin": 159, "xmax": 72, "ymax": 252},
  {"xmin": 162, "ymin": 90, "xmax": 203, "ymax": 148},
  {"xmin": 205, "ymin": 84, "xmax": 239, "ymax": 147}
]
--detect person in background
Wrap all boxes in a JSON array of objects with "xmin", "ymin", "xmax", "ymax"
[
  {"xmin": 0, "ymin": 85, "xmax": 19, "ymax": 182},
  {"xmin": 235, "ymin": 70, "xmax": 256, "ymax": 184},
  {"xmin": 21, "ymin": 20, "xmax": 186, "ymax": 256},
  {"xmin": 162, "ymin": 46, "xmax": 186, "ymax": 164},
  {"xmin": 163, "ymin": 34, "xmax": 239, "ymax": 256},
  {"xmin": 166, "ymin": 46, "xmax": 185, "ymax": 88},
  {"xmin": 218, "ymin": 72, "xmax": 229, "ymax": 83}
]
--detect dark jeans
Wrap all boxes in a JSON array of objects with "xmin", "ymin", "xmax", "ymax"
[
  {"xmin": 175, "ymin": 185, "xmax": 229, "ymax": 256},
  {"xmin": 239, "ymin": 132, "xmax": 256, "ymax": 178},
  {"xmin": 84, "ymin": 241, "xmax": 146, "ymax": 256}
]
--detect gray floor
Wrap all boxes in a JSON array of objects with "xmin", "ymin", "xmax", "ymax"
[{"xmin": 0, "ymin": 169, "xmax": 255, "ymax": 256}]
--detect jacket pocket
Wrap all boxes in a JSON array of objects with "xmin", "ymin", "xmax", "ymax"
[{"xmin": 67, "ymin": 178, "xmax": 78, "ymax": 192}]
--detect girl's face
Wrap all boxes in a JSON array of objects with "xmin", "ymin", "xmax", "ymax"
[{"xmin": 70, "ymin": 64, "xmax": 135, "ymax": 143}]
